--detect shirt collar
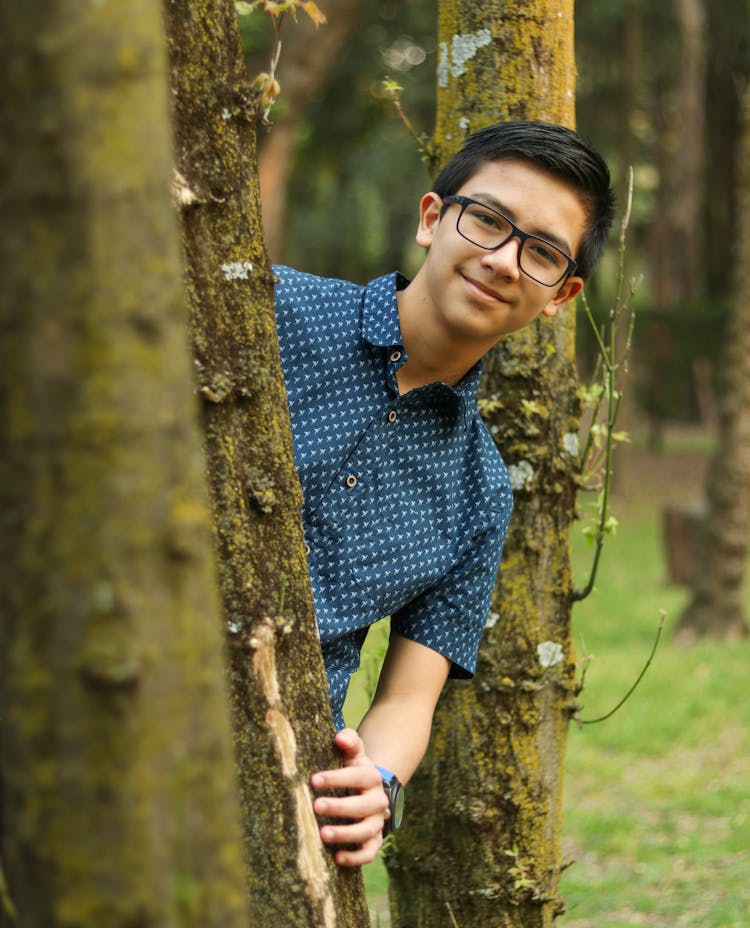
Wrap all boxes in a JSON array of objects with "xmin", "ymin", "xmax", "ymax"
[
  {"xmin": 361, "ymin": 271, "xmax": 407, "ymax": 349},
  {"xmin": 361, "ymin": 271, "xmax": 482, "ymax": 430}
]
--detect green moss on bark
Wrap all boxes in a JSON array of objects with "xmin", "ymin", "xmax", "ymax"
[
  {"xmin": 163, "ymin": 1, "xmax": 370, "ymax": 924},
  {"xmin": 387, "ymin": 3, "xmax": 579, "ymax": 926},
  {"xmin": 0, "ymin": 2, "xmax": 250, "ymax": 925}
]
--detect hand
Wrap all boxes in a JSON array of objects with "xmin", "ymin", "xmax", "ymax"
[{"xmin": 311, "ymin": 728, "xmax": 389, "ymax": 867}]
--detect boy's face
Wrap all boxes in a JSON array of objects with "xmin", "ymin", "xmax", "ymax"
[{"xmin": 415, "ymin": 159, "xmax": 587, "ymax": 348}]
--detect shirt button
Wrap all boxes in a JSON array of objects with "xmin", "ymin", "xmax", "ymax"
[
  {"xmin": 303, "ymin": 543, "xmax": 311, "ymax": 555},
  {"xmin": 389, "ymin": 349, "xmax": 402, "ymax": 363},
  {"xmin": 387, "ymin": 409, "xmax": 398, "ymax": 423},
  {"xmin": 345, "ymin": 474, "xmax": 358, "ymax": 488}
]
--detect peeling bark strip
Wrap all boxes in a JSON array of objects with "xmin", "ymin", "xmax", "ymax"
[{"xmin": 252, "ymin": 620, "xmax": 337, "ymax": 927}]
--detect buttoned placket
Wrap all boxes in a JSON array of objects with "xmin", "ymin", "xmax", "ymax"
[{"xmin": 343, "ymin": 398, "xmax": 401, "ymax": 493}]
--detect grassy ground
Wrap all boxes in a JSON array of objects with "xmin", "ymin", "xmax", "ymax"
[
  {"xmin": 348, "ymin": 433, "xmax": 750, "ymax": 926},
  {"xmin": 562, "ymin": 438, "xmax": 750, "ymax": 927}
]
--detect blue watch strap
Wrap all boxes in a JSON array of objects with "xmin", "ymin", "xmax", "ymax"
[{"xmin": 374, "ymin": 764, "xmax": 396, "ymax": 781}]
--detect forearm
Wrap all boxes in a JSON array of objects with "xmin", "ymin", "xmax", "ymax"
[
  {"xmin": 311, "ymin": 637, "xmax": 447, "ymax": 866},
  {"xmin": 357, "ymin": 634, "xmax": 449, "ymax": 783},
  {"xmin": 357, "ymin": 694, "xmax": 436, "ymax": 785}
]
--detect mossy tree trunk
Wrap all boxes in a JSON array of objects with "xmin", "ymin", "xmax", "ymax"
[
  {"xmin": 675, "ymin": 87, "xmax": 750, "ymax": 642},
  {"xmin": 387, "ymin": 3, "xmax": 580, "ymax": 927},
  {"xmin": 163, "ymin": 2, "xmax": 370, "ymax": 925},
  {"xmin": 0, "ymin": 1, "xmax": 250, "ymax": 925}
]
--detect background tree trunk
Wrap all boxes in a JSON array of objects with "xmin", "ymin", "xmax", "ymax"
[
  {"xmin": 675, "ymin": 87, "xmax": 750, "ymax": 642},
  {"xmin": 654, "ymin": 0, "xmax": 706, "ymax": 306},
  {"xmin": 257, "ymin": 0, "xmax": 363, "ymax": 261},
  {"xmin": 0, "ymin": 2, "xmax": 250, "ymax": 925},
  {"xmin": 704, "ymin": 0, "xmax": 747, "ymax": 304},
  {"xmin": 387, "ymin": 3, "xmax": 580, "ymax": 926},
  {"xmin": 163, "ymin": 2, "xmax": 370, "ymax": 924}
]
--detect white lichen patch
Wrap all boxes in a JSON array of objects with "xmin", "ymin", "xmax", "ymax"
[
  {"xmin": 438, "ymin": 29, "xmax": 493, "ymax": 87},
  {"xmin": 221, "ymin": 260, "xmax": 254, "ymax": 280},
  {"xmin": 537, "ymin": 640, "xmax": 564, "ymax": 669},
  {"xmin": 508, "ymin": 460, "xmax": 534, "ymax": 491},
  {"xmin": 562, "ymin": 431, "xmax": 579, "ymax": 458},
  {"xmin": 172, "ymin": 169, "xmax": 199, "ymax": 208}
]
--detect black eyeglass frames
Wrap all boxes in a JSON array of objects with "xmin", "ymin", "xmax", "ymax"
[{"xmin": 442, "ymin": 195, "xmax": 578, "ymax": 287}]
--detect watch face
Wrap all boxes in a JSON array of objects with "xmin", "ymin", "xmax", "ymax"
[{"xmin": 392, "ymin": 782, "xmax": 405, "ymax": 830}]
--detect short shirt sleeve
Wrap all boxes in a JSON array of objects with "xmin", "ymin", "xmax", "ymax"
[{"xmin": 390, "ymin": 504, "xmax": 511, "ymax": 678}]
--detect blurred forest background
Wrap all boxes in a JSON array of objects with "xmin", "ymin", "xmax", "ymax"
[{"xmin": 242, "ymin": 0, "xmax": 749, "ymax": 446}]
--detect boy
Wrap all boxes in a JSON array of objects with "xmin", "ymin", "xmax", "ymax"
[{"xmin": 273, "ymin": 120, "xmax": 615, "ymax": 866}]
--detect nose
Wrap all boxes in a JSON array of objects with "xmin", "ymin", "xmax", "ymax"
[{"xmin": 479, "ymin": 235, "xmax": 522, "ymax": 279}]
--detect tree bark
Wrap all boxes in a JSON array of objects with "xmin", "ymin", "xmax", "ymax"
[
  {"xmin": 387, "ymin": 3, "xmax": 580, "ymax": 926},
  {"xmin": 0, "ymin": 2, "xmax": 250, "ymax": 925},
  {"xmin": 653, "ymin": 0, "xmax": 706, "ymax": 306},
  {"xmin": 163, "ymin": 2, "xmax": 370, "ymax": 924},
  {"xmin": 704, "ymin": 0, "xmax": 748, "ymax": 303},
  {"xmin": 675, "ymin": 87, "xmax": 750, "ymax": 642}
]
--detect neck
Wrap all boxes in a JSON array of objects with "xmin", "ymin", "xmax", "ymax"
[{"xmin": 395, "ymin": 278, "xmax": 490, "ymax": 393}]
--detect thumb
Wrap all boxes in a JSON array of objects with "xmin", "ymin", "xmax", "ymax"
[{"xmin": 334, "ymin": 727, "xmax": 366, "ymax": 764}]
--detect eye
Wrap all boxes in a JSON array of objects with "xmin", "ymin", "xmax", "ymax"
[
  {"xmin": 528, "ymin": 240, "xmax": 564, "ymax": 267},
  {"xmin": 477, "ymin": 212, "xmax": 501, "ymax": 229},
  {"xmin": 466, "ymin": 204, "xmax": 504, "ymax": 230}
]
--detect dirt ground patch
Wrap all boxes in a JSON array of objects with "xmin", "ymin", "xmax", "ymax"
[{"xmin": 607, "ymin": 424, "xmax": 711, "ymax": 511}]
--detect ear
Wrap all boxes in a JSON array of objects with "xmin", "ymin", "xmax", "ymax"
[
  {"xmin": 415, "ymin": 192, "xmax": 443, "ymax": 248},
  {"xmin": 540, "ymin": 275, "xmax": 584, "ymax": 318}
]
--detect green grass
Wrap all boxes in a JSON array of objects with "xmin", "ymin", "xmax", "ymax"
[
  {"xmin": 562, "ymin": 499, "xmax": 750, "ymax": 927},
  {"xmin": 347, "ymin": 483, "xmax": 750, "ymax": 926}
]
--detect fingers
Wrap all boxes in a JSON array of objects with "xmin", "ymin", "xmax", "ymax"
[
  {"xmin": 317, "ymin": 793, "xmax": 386, "ymax": 868},
  {"xmin": 331, "ymin": 833, "xmax": 384, "ymax": 868},
  {"xmin": 319, "ymin": 810, "xmax": 384, "ymax": 849},
  {"xmin": 332, "ymin": 727, "xmax": 366, "ymax": 763},
  {"xmin": 311, "ymin": 735, "xmax": 391, "ymax": 868},
  {"xmin": 313, "ymin": 784, "xmax": 388, "ymax": 822},
  {"xmin": 310, "ymin": 763, "xmax": 382, "ymax": 793}
]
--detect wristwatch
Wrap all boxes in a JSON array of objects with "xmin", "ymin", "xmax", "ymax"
[{"xmin": 375, "ymin": 764, "xmax": 404, "ymax": 837}]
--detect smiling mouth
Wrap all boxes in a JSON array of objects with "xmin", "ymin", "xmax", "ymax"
[{"xmin": 461, "ymin": 273, "xmax": 508, "ymax": 303}]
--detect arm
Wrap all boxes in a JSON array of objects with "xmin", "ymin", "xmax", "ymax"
[
  {"xmin": 358, "ymin": 633, "xmax": 450, "ymax": 784},
  {"xmin": 311, "ymin": 634, "xmax": 450, "ymax": 867}
]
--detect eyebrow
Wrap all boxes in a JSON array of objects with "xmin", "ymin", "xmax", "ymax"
[{"xmin": 467, "ymin": 192, "xmax": 575, "ymax": 257}]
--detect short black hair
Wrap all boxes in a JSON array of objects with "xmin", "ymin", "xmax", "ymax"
[{"xmin": 432, "ymin": 121, "xmax": 615, "ymax": 280}]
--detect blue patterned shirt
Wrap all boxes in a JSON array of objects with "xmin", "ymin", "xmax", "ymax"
[{"xmin": 273, "ymin": 266, "xmax": 513, "ymax": 728}]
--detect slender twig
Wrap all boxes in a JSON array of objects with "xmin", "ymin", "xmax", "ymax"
[
  {"xmin": 572, "ymin": 168, "xmax": 637, "ymax": 602},
  {"xmin": 0, "ymin": 859, "xmax": 17, "ymax": 922},
  {"xmin": 445, "ymin": 901, "xmax": 461, "ymax": 928},
  {"xmin": 381, "ymin": 78, "xmax": 431, "ymax": 163},
  {"xmin": 580, "ymin": 612, "xmax": 665, "ymax": 724}
]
